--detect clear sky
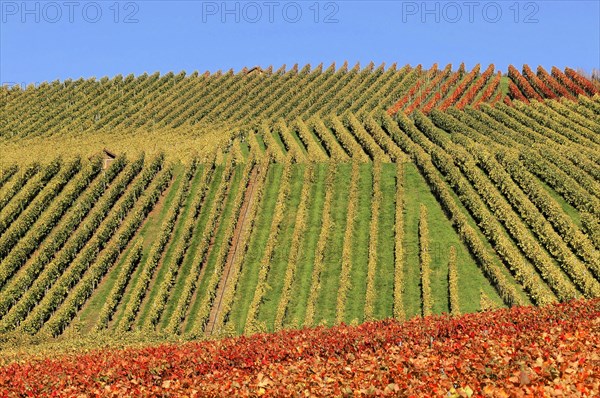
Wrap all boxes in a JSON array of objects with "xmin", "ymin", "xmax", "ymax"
[{"xmin": 1, "ymin": 0, "xmax": 599, "ymax": 85}]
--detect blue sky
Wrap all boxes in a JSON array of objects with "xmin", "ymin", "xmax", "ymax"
[{"xmin": 1, "ymin": 0, "xmax": 599, "ymax": 85}]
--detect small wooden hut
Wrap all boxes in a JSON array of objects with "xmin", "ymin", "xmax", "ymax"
[
  {"xmin": 246, "ymin": 66, "xmax": 264, "ymax": 76},
  {"xmin": 103, "ymin": 148, "xmax": 117, "ymax": 170}
]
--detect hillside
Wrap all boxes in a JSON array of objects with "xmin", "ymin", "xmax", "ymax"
[
  {"xmin": 0, "ymin": 62, "xmax": 598, "ymax": 350},
  {"xmin": 0, "ymin": 93, "xmax": 599, "ymax": 343},
  {"xmin": 1, "ymin": 63, "xmax": 597, "ymax": 164}
]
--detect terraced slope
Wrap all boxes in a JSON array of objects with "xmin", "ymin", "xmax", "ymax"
[
  {"xmin": 2, "ymin": 63, "xmax": 597, "ymax": 166},
  {"xmin": 2, "ymin": 64, "xmax": 596, "ymax": 139},
  {"xmin": 1, "ymin": 96, "xmax": 598, "ymax": 342}
]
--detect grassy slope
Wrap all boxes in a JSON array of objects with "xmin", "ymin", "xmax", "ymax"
[
  {"xmin": 224, "ymin": 164, "xmax": 283, "ymax": 334},
  {"xmin": 289, "ymin": 129, "xmax": 309, "ymax": 157},
  {"xmin": 73, "ymin": 163, "xmax": 184, "ymax": 331},
  {"xmin": 343, "ymin": 163, "xmax": 371, "ymax": 324},
  {"xmin": 538, "ymin": 179, "xmax": 582, "ymax": 228},
  {"xmin": 182, "ymin": 167, "xmax": 243, "ymax": 333},
  {"xmin": 373, "ymin": 163, "xmax": 396, "ymax": 320},
  {"xmin": 314, "ymin": 163, "xmax": 351, "ymax": 326},
  {"xmin": 449, "ymin": 187, "xmax": 530, "ymax": 310},
  {"xmin": 132, "ymin": 165, "xmax": 210, "ymax": 328},
  {"xmin": 257, "ymin": 165, "xmax": 305, "ymax": 331},
  {"xmin": 402, "ymin": 162, "xmax": 507, "ymax": 317},
  {"xmin": 284, "ymin": 164, "xmax": 327, "ymax": 328},
  {"xmin": 158, "ymin": 165, "xmax": 223, "ymax": 330},
  {"xmin": 239, "ymin": 142, "xmax": 250, "ymax": 158},
  {"xmin": 427, "ymin": 117, "xmax": 529, "ymax": 308},
  {"xmin": 34, "ymin": 158, "xmax": 537, "ymax": 337}
]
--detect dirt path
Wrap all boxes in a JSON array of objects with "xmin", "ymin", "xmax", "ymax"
[
  {"xmin": 181, "ymin": 173, "xmax": 234, "ymax": 333},
  {"xmin": 205, "ymin": 166, "xmax": 259, "ymax": 335}
]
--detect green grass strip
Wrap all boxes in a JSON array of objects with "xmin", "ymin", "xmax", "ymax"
[
  {"xmin": 315, "ymin": 163, "xmax": 351, "ymax": 326},
  {"xmin": 343, "ymin": 163, "xmax": 372, "ymax": 324},
  {"xmin": 284, "ymin": 164, "xmax": 327, "ymax": 329},
  {"xmin": 224, "ymin": 164, "xmax": 283, "ymax": 334}
]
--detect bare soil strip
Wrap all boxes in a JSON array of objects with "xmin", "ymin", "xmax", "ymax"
[{"xmin": 205, "ymin": 167, "xmax": 259, "ymax": 335}]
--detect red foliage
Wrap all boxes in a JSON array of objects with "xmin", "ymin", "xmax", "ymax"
[
  {"xmin": 421, "ymin": 63, "xmax": 465, "ymax": 112},
  {"xmin": 473, "ymin": 71, "xmax": 502, "ymax": 108},
  {"xmin": 387, "ymin": 79, "xmax": 423, "ymax": 115},
  {"xmin": 405, "ymin": 64, "xmax": 452, "ymax": 114},
  {"xmin": 537, "ymin": 66, "xmax": 576, "ymax": 101},
  {"xmin": 421, "ymin": 92, "xmax": 442, "ymax": 114},
  {"xmin": 551, "ymin": 67, "xmax": 586, "ymax": 96},
  {"xmin": 508, "ymin": 81, "xmax": 529, "ymax": 103},
  {"xmin": 508, "ymin": 65, "xmax": 543, "ymax": 101},
  {"xmin": 439, "ymin": 64, "xmax": 481, "ymax": 110},
  {"xmin": 491, "ymin": 89, "xmax": 504, "ymax": 105},
  {"xmin": 387, "ymin": 63, "xmax": 439, "ymax": 115},
  {"xmin": 565, "ymin": 67, "xmax": 599, "ymax": 96},
  {"xmin": 455, "ymin": 64, "xmax": 495, "ymax": 109},
  {"xmin": 522, "ymin": 64, "xmax": 557, "ymax": 99},
  {"xmin": 3, "ymin": 299, "xmax": 600, "ymax": 397}
]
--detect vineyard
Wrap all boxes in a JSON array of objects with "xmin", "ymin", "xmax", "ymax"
[
  {"xmin": 1, "ymin": 63, "xmax": 598, "ymax": 164},
  {"xmin": 0, "ymin": 62, "xmax": 599, "ymax": 394}
]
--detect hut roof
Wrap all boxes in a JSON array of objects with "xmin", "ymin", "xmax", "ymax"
[
  {"xmin": 247, "ymin": 66, "xmax": 263, "ymax": 74},
  {"xmin": 103, "ymin": 148, "xmax": 117, "ymax": 158}
]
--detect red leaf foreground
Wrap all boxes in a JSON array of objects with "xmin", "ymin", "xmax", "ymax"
[{"xmin": 1, "ymin": 299, "xmax": 599, "ymax": 397}]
